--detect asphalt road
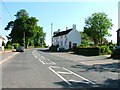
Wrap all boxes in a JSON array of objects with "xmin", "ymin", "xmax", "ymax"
[{"xmin": 2, "ymin": 48, "xmax": 119, "ymax": 89}]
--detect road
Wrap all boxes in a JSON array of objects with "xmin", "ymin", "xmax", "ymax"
[{"xmin": 2, "ymin": 48, "xmax": 119, "ymax": 89}]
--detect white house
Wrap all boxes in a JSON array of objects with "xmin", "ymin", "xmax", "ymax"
[
  {"xmin": 52, "ymin": 24, "xmax": 81, "ymax": 50},
  {"xmin": 0, "ymin": 35, "xmax": 5, "ymax": 51}
]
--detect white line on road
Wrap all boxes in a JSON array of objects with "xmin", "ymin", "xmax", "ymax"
[
  {"xmin": 39, "ymin": 59, "xmax": 45, "ymax": 64},
  {"xmin": 0, "ymin": 52, "xmax": 19, "ymax": 64},
  {"xmin": 63, "ymin": 67, "xmax": 96, "ymax": 85},
  {"xmin": 49, "ymin": 66, "xmax": 72, "ymax": 85},
  {"xmin": 35, "ymin": 56, "xmax": 38, "ymax": 59},
  {"xmin": 57, "ymin": 71, "xmax": 72, "ymax": 74},
  {"xmin": 41, "ymin": 56, "xmax": 45, "ymax": 59},
  {"xmin": 32, "ymin": 51, "xmax": 56, "ymax": 65}
]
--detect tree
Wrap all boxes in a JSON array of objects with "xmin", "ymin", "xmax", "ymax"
[
  {"xmin": 80, "ymin": 32, "xmax": 92, "ymax": 45},
  {"xmin": 5, "ymin": 9, "xmax": 45, "ymax": 48},
  {"xmin": 84, "ymin": 12, "xmax": 113, "ymax": 45}
]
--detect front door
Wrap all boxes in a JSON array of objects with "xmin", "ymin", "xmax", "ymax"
[{"xmin": 69, "ymin": 42, "xmax": 71, "ymax": 49}]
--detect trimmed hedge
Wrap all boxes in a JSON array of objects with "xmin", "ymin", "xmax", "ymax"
[{"xmin": 75, "ymin": 48, "xmax": 100, "ymax": 56}]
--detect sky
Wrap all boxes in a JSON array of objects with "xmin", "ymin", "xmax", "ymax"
[{"xmin": 0, "ymin": 0, "xmax": 119, "ymax": 46}]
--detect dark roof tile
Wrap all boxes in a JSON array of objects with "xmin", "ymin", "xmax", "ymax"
[{"xmin": 53, "ymin": 29, "xmax": 72, "ymax": 37}]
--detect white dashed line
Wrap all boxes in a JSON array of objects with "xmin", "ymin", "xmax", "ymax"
[
  {"xmin": 39, "ymin": 59, "xmax": 45, "ymax": 64},
  {"xmin": 32, "ymin": 50, "xmax": 56, "ymax": 65},
  {"xmin": 41, "ymin": 56, "xmax": 45, "ymax": 59}
]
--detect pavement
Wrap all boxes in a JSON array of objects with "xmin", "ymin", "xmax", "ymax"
[{"xmin": 49, "ymin": 52, "xmax": 119, "ymax": 66}]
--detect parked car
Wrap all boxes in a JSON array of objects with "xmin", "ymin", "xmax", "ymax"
[{"xmin": 16, "ymin": 46, "xmax": 25, "ymax": 52}]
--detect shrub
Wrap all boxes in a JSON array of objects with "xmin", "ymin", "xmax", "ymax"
[
  {"xmin": 12, "ymin": 43, "xmax": 20, "ymax": 49},
  {"xmin": 5, "ymin": 44, "xmax": 12, "ymax": 49},
  {"xmin": 111, "ymin": 48, "xmax": 120, "ymax": 59},
  {"xmin": 49, "ymin": 45, "xmax": 57, "ymax": 52},
  {"xmin": 75, "ymin": 47, "xmax": 100, "ymax": 56},
  {"xmin": 100, "ymin": 45, "xmax": 112, "ymax": 55}
]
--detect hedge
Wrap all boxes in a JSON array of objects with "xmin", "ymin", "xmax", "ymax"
[
  {"xmin": 111, "ymin": 48, "xmax": 120, "ymax": 59},
  {"xmin": 75, "ymin": 48, "xmax": 100, "ymax": 56}
]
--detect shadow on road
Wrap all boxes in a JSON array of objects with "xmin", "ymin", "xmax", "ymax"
[
  {"xmin": 54, "ymin": 78, "xmax": 120, "ymax": 89},
  {"xmin": 71, "ymin": 62, "xmax": 120, "ymax": 73}
]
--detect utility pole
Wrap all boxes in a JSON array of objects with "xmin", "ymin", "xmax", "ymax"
[
  {"xmin": 24, "ymin": 31, "xmax": 25, "ymax": 48},
  {"xmin": 51, "ymin": 23, "xmax": 53, "ymax": 45}
]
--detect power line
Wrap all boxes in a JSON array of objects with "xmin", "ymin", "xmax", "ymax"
[{"xmin": 1, "ymin": 0, "xmax": 13, "ymax": 19}]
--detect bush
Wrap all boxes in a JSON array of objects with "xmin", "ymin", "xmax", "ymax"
[
  {"xmin": 75, "ymin": 47, "xmax": 100, "ymax": 56},
  {"xmin": 111, "ymin": 48, "xmax": 120, "ymax": 59},
  {"xmin": 12, "ymin": 43, "xmax": 20, "ymax": 49},
  {"xmin": 100, "ymin": 45, "xmax": 112, "ymax": 55},
  {"xmin": 76, "ymin": 44, "xmax": 112, "ymax": 55},
  {"xmin": 49, "ymin": 45, "xmax": 57, "ymax": 52},
  {"xmin": 5, "ymin": 44, "xmax": 12, "ymax": 49}
]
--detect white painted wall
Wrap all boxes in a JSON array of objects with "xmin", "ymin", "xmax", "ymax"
[
  {"xmin": 52, "ymin": 24, "xmax": 81, "ymax": 50},
  {"xmin": 67, "ymin": 28, "xmax": 81, "ymax": 48},
  {"xmin": 0, "ymin": 38, "xmax": 2, "ymax": 47}
]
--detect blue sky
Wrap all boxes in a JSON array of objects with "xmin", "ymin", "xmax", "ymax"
[{"xmin": 0, "ymin": 0, "xmax": 119, "ymax": 45}]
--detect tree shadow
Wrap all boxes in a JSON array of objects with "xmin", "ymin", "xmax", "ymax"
[
  {"xmin": 71, "ymin": 62, "xmax": 120, "ymax": 73},
  {"xmin": 54, "ymin": 79, "xmax": 120, "ymax": 89},
  {"xmin": 54, "ymin": 80, "xmax": 96, "ymax": 89}
]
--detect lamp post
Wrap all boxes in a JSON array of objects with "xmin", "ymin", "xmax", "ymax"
[{"xmin": 51, "ymin": 23, "xmax": 53, "ymax": 45}]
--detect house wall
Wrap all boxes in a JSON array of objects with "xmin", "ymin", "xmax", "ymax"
[
  {"xmin": 0, "ymin": 38, "xmax": 2, "ymax": 47},
  {"xmin": 52, "ymin": 24, "xmax": 81, "ymax": 50},
  {"xmin": 117, "ymin": 30, "xmax": 120, "ymax": 46},
  {"xmin": 67, "ymin": 28, "xmax": 81, "ymax": 49}
]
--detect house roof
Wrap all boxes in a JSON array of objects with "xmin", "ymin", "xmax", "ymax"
[
  {"xmin": 53, "ymin": 29, "xmax": 72, "ymax": 37},
  {"xmin": 117, "ymin": 29, "xmax": 120, "ymax": 32}
]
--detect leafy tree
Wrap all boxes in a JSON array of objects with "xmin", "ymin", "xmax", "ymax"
[
  {"xmin": 80, "ymin": 32, "xmax": 92, "ymax": 45},
  {"xmin": 84, "ymin": 12, "xmax": 113, "ymax": 45},
  {"xmin": 5, "ymin": 9, "xmax": 45, "ymax": 48},
  {"xmin": 2, "ymin": 41, "xmax": 5, "ymax": 46}
]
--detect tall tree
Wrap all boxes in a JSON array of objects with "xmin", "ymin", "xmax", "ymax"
[
  {"xmin": 84, "ymin": 12, "xmax": 113, "ymax": 45},
  {"xmin": 80, "ymin": 32, "xmax": 92, "ymax": 45},
  {"xmin": 5, "ymin": 9, "xmax": 45, "ymax": 48}
]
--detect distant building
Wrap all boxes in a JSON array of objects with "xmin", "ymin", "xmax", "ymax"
[
  {"xmin": 117, "ymin": 29, "xmax": 120, "ymax": 46},
  {"xmin": 0, "ymin": 35, "xmax": 5, "ymax": 51},
  {"xmin": 52, "ymin": 24, "xmax": 81, "ymax": 50}
]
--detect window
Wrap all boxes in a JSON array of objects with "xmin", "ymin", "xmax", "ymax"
[{"xmin": 61, "ymin": 41, "xmax": 63, "ymax": 46}]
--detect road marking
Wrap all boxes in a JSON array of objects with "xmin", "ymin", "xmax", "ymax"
[
  {"xmin": 32, "ymin": 51, "xmax": 56, "ymax": 65},
  {"xmin": 35, "ymin": 56, "xmax": 38, "ymax": 59},
  {"xmin": 49, "ymin": 66, "xmax": 96, "ymax": 85},
  {"xmin": 57, "ymin": 71, "xmax": 72, "ymax": 74},
  {"xmin": 41, "ymin": 56, "xmax": 45, "ymax": 59},
  {"xmin": 49, "ymin": 66, "xmax": 72, "ymax": 85},
  {"xmin": 68, "ymin": 79, "xmax": 90, "ymax": 84},
  {"xmin": 63, "ymin": 67, "xmax": 96, "ymax": 85},
  {"xmin": 0, "ymin": 52, "xmax": 19, "ymax": 64},
  {"xmin": 39, "ymin": 59, "xmax": 45, "ymax": 64}
]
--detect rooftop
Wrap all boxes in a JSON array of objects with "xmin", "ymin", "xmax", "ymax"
[{"xmin": 53, "ymin": 29, "xmax": 72, "ymax": 37}]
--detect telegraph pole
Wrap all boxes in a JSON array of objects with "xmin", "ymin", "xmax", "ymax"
[
  {"xmin": 24, "ymin": 31, "xmax": 25, "ymax": 48},
  {"xmin": 51, "ymin": 23, "xmax": 53, "ymax": 45}
]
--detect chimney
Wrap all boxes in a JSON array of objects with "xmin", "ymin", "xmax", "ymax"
[
  {"xmin": 58, "ymin": 29, "xmax": 60, "ymax": 32},
  {"xmin": 66, "ymin": 27, "xmax": 68, "ymax": 30},
  {"xmin": 73, "ymin": 24, "xmax": 76, "ymax": 30}
]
